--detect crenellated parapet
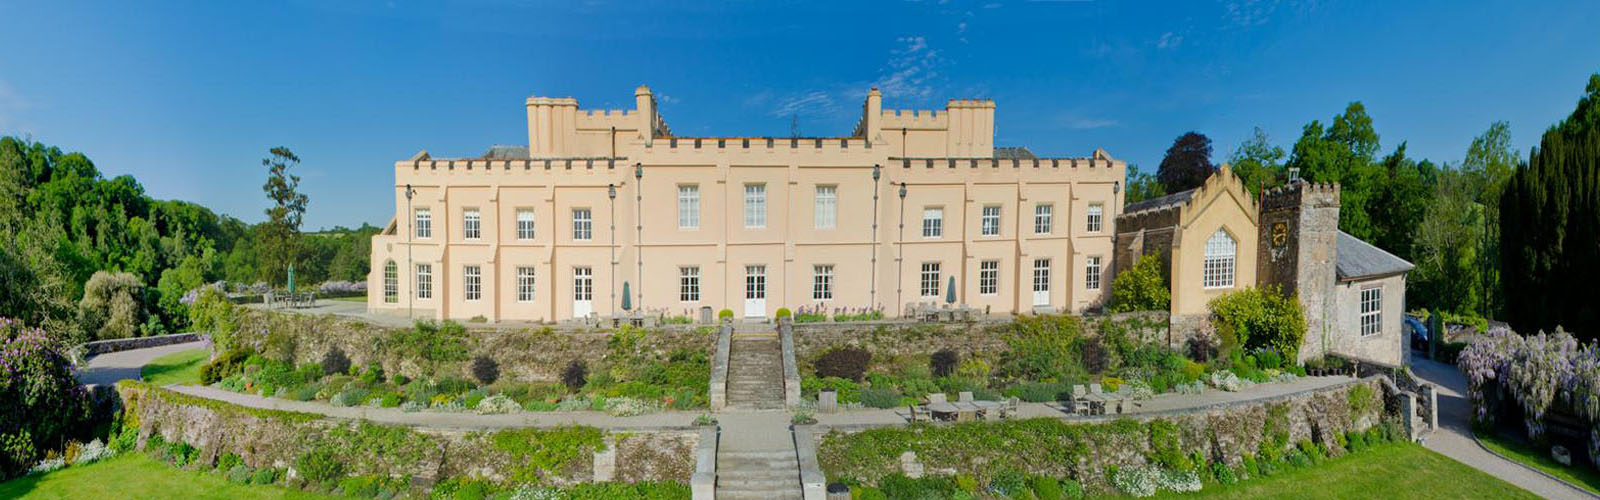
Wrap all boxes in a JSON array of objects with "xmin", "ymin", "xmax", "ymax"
[{"xmin": 1177, "ymin": 164, "xmax": 1260, "ymax": 228}]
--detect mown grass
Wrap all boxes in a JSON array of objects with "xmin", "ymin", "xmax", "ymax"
[
  {"xmin": 1153, "ymin": 442, "xmax": 1538, "ymax": 499},
  {"xmin": 0, "ymin": 454, "xmax": 338, "ymax": 500},
  {"xmin": 1477, "ymin": 429, "xmax": 1600, "ymax": 496},
  {"xmin": 139, "ymin": 348, "xmax": 209, "ymax": 386}
]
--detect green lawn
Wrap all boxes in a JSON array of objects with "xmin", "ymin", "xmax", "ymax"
[
  {"xmin": 1477, "ymin": 430, "xmax": 1600, "ymax": 495},
  {"xmin": 0, "ymin": 454, "xmax": 339, "ymax": 500},
  {"xmin": 328, "ymin": 295, "xmax": 366, "ymax": 302},
  {"xmin": 1153, "ymin": 442, "xmax": 1538, "ymax": 499},
  {"xmin": 139, "ymin": 348, "xmax": 209, "ymax": 386}
]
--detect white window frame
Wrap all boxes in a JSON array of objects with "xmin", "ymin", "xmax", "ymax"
[
  {"xmin": 416, "ymin": 263, "xmax": 433, "ymax": 300},
  {"xmin": 920, "ymin": 262, "xmax": 941, "ymax": 298},
  {"xmin": 1033, "ymin": 258, "xmax": 1051, "ymax": 293},
  {"xmin": 1034, "ymin": 203, "xmax": 1053, "ymax": 234},
  {"xmin": 813, "ymin": 264, "xmax": 834, "ymax": 301},
  {"xmin": 1361, "ymin": 287, "xmax": 1383, "ymax": 336},
  {"xmin": 1203, "ymin": 230, "xmax": 1237, "ymax": 289},
  {"xmin": 383, "ymin": 260, "xmax": 398, "ymax": 303},
  {"xmin": 680, "ymin": 266, "xmax": 700, "ymax": 302},
  {"xmin": 572, "ymin": 208, "xmax": 593, "ymax": 241},
  {"xmin": 1085, "ymin": 256, "xmax": 1102, "ymax": 291},
  {"xmin": 1086, "ymin": 204, "xmax": 1103, "ymax": 233},
  {"xmin": 922, "ymin": 207, "xmax": 944, "ymax": 238},
  {"xmin": 516, "ymin": 267, "xmax": 535, "ymax": 302},
  {"xmin": 573, "ymin": 266, "xmax": 593, "ymax": 301},
  {"xmin": 981, "ymin": 205, "xmax": 1001, "ymax": 236},
  {"xmin": 815, "ymin": 185, "xmax": 837, "ymax": 229},
  {"xmin": 463, "ymin": 208, "xmax": 481, "ymax": 240},
  {"xmin": 678, "ymin": 185, "xmax": 700, "ymax": 229},
  {"xmin": 463, "ymin": 265, "xmax": 481, "ymax": 301},
  {"xmin": 744, "ymin": 184, "xmax": 767, "ymax": 228},
  {"xmin": 414, "ymin": 208, "xmax": 432, "ymax": 239},
  {"xmin": 745, "ymin": 265, "xmax": 767, "ymax": 299},
  {"xmin": 979, "ymin": 260, "xmax": 999, "ymax": 295},
  {"xmin": 516, "ymin": 209, "xmax": 536, "ymax": 240}
]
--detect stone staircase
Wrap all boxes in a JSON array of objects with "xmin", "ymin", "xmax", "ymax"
[
  {"xmin": 727, "ymin": 331, "xmax": 785, "ymax": 410},
  {"xmin": 715, "ymin": 448, "xmax": 802, "ymax": 500}
]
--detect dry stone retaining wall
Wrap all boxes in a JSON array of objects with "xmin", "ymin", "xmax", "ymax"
[{"xmin": 115, "ymin": 382, "xmax": 697, "ymax": 489}]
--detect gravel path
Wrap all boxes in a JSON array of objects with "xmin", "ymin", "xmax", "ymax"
[
  {"xmin": 1410, "ymin": 351, "xmax": 1596, "ymax": 499},
  {"xmin": 75, "ymin": 340, "xmax": 211, "ymax": 388}
]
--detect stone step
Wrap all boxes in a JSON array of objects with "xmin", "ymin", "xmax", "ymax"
[
  {"xmin": 720, "ymin": 460, "xmax": 799, "ymax": 471},
  {"xmin": 716, "ymin": 488, "xmax": 802, "ymax": 500},
  {"xmin": 718, "ymin": 475, "xmax": 800, "ymax": 490}
]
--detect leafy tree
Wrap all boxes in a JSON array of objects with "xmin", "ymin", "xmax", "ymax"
[
  {"xmin": 1109, "ymin": 253, "xmax": 1169, "ymax": 313},
  {"xmin": 1411, "ymin": 170, "xmax": 1484, "ymax": 316},
  {"xmin": 1123, "ymin": 164, "xmax": 1165, "ymax": 204},
  {"xmin": 1366, "ymin": 143, "xmax": 1435, "ymax": 262},
  {"xmin": 1501, "ymin": 73, "xmax": 1600, "ymax": 340},
  {"xmin": 260, "ymin": 147, "xmax": 308, "ymax": 286},
  {"xmin": 1461, "ymin": 121, "xmax": 1518, "ymax": 318},
  {"xmin": 0, "ymin": 319, "xmax": 91, "ymax": 479},
  {"xmin": 78, "ymin": 271, "xmax": 147, "ymax": 340},
  {"xmin": 1208, "ymin": 285, "xmax": 1306, "ymax": 361},
  {"xmin": 1286, "ymin": 102, "xmax": 1385, "ymax": 242},
  {"xmin": 1227, "ymin": 126, "xmax": 1287, "ymax": 195},
  {"xmin": 1156, "ymin": 132, "xmax": 1217, "ymax": 193}
]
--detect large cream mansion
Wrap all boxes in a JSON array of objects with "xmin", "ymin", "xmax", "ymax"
[{"xmin": 366, "ymin": 86, "xmax": 1126, "ymax": 321}]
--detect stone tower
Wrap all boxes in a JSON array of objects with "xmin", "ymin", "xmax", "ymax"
[{"xmin": 1257, "ymin": 181, "xmax": 1341, "ymax": 362}]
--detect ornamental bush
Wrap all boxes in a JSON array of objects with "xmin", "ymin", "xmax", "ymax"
[
  {"xmin": 294, "ymin": 446, "xmax": 345, "ymax": 485},
  {"xmin": 1109, "ymin": 254, "xmax": 1170, "ymax": 313},
  {"xmin": 561, "ymin": 360, "xmax": 589, "ymax": 391},
  {"xmin": 472, "ymin": 356, "xmax": 501, "ymax": 386},
  {"xmin": 930, "ymin": 349, "xmax": 959, "ymax": 377},
  {"xmin": 321, "ymin": 347, "xmax": 351, "ymax": 377},
  {"xmin": 1208, "ymin": 286, "xmax": 1307, "ymax": 361},
  {"xmin": 815, "ymin": 347, "xmax": 871, "ymax": 382},
  {"xmin": 0, "ymin": 319, "xmax": 90, "ymax": 479}
]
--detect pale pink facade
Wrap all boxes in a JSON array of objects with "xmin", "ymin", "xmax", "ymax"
[{"xmin": 368, "ymin": 86, "xmax": 1126, "ymax": 322}]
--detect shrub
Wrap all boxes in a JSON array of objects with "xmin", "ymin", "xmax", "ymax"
[
  {"xmin": 718, "ymin": 309, "xmax": 734, "ymax": 320},
  {"xmin": 1031, "ymin": 475, "xmax": 1063, "ymax": 500},
  {"xmin": 776, "ymin": 307, "xmax": 793, "ymax": 319},
  {"xmin": 1058, "ymin": 478, "xmax": 1084, "ymax": 499},
  {"xmin": 1186, "ymin": 326, "xmax": 1220, "ymax": 362},
  {"xmin": 199, "ymin": 348, "xmax": 251, "ymax": 384},
  {"xmin": 249, "ymin": 466, "xmax": 280, "ymax": 485},
  {"xmin": 358, "ymin": 362, "xmax": 384, "ymax": 385},
  {"xmin": 562, "ymin": 360, "xmax": 589, "ymax": 391},
  {"xmin": 322, "ymin": 347, "xmax": 351, "ymax": 377},
  {"xmin": 472, "ymin": 356, "xmax": 501, "ymax": 386},
  {"xmin": 956, "ymin": 359, "xmax": 991, "ymax": 379},
  {"xmin": 814, "ymin": 347, "xmax": 871, "ymax": 382},
  {"xmin": 1079, "ymin": 337, "xmax": 1109, "ymax": 373},
  {"xmin": 1005, "ymin": 382, "xmax": 1072, "ymax": 403},
  {"xmin": 930, "ymin": 349, "xmax": 959, "ymax": 377},
  {"xmin": 477, "ymin": 394, "xmax": 522, "ymax": 414},
  {"xmin": 857, "ymin": 388, "xmax": 904, "ymax": 409},
  {"xmin": 0, "ymin": 321, "xmax": 91, "ymax": 479},
  {"xmin": 226, "ymin": 464, "xmax": 253, "ymax": 483},
  {"xmin": 294, "ymin": 447, "xmax": 345, "ymax": 485},
  {"xmin": 216, "ymin": 452, "xmax": 242, "ymax": 472},
  {"xmin": 1211, "ymin": 461, "xmax": 1238, "ymax": 485},
  {"xmin": 1109, "ymin": 254, "xmax": 1170, "ymax": 313},
  {"xmin": 998, "ymin": 315, "xmax": 1085, "ymax": 380},
  {"xmin": 1208, "ymin": 286, "xmax": 1307, "ymax": 360}
]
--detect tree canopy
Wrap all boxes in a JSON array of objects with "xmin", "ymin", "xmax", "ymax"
[{"xmin": 1156, "ymin": 131, "xmax": 1217, "ymax": 194}]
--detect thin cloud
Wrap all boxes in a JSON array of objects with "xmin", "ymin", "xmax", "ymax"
[
  {"xmin": 0, "ymin": 79, "xmax": 30, "ymax": 133},
  {"xmin": 1062, "ymin": 116, "xmax": 1119, "ymax": 130},
  {"xmin": 1219, "ymin": 0, "xmax": 1316, "ymax": 28},
  {"xmin": 770, "ymin": 90, "xmax": 837, "ymax": 118},
  {"xmin": 1157, "ymin": 32, "xmax": 1184, "ymax": 49},
  {"xmin": 877, "ymin": 36, "xmax": 943, "ymax": 102}
]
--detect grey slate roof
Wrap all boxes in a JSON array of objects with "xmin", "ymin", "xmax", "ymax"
[
  {"xmin": 1123, "ymin": 188, "xmax": 1196, "ymax": 215},
  {"xmin": 482, "ymin": 145, "xmax": 530, "ymax": 160},
  {"xmin": 993, "ymin": 146, "xmax": 1037, "ymax": 160},
  {"xmin": 1337, "ymin": 230, "xmax": 1414, "ymax": 280}
]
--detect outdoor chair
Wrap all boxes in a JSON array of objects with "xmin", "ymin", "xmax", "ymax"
[
  {"xmin": 1089, "ymin": 383, "xmax": 1103, "ymax": 394},
  {"xmin": 908, "ymin": 404, "xmax": 924, "ymax": 423},
  {"xmin": 958, "ymin": 391, "xmax": 974, "ymax": 402},
  {"xmin": 927, "ymin": 393, "xmax": 948, "ymax": 404},
  {"xmin": 1070, "ymin": 385, "xmax": 1090, "ymax": 415}
]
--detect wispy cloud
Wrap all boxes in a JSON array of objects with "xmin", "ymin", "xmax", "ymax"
[
  {"xmin": 1065, "ymin": 118, "xmax": 1119, "ymax": 130},
  {"xmin": 1156, "ymin": 31, "xmax": 1184, "ymax": 50},
  {"xmin": 1219, "ymin": 0, "xmax": 1317, "ymax": 28},
  {"xmin": 983, "ymin": 2, "xmax": 1003, "ymax": 8},
  {"xmin": 877, "ymin": 36, "xmax": 942, "ymax": 102},
  {"xmin": 771, "ymin": 90, "xmax": 837, "ymax": 118},
  {"xmin": 748, "ymin": 36, "xmax": 950, "ymax": 120}
]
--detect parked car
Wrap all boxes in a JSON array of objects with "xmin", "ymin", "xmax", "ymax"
[{"xmin": 1406, "ymin": 316, "xmax": 1430, "ymax": 350}]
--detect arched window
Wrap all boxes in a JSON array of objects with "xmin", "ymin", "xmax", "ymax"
[
  {"xmin": 1203, "ymin": 230, "xmax": 1236, "ymax": 289},
  {"xmin": 383, "ymin": 260, "xmax": 398, "ymax": 303}
]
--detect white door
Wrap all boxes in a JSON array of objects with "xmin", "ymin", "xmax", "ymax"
[
  {"xmin": 572, "ymin": 267, "xmax": 593, "ymax": 318},
  {"xmin": 744, "ymin": 265, "xmax": 766, "ymax": 317},
  {"xmin": 1032, "ymin": 258, "xmax": 1050, "ymax": 307}
]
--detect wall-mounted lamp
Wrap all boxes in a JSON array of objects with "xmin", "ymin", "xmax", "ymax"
[
  {"xmin": 1113, "ymin": 181, "xmax": 1121, "ymax": 194},
  {"xmin": 634, "ymin": 163, "xmax": 643, "ymax": 180},
  {"xmin": 872, "ymin": 164, "xmax": 881, "ymax": 181},
  {"xmin": 608, "ymin": 183, "xmax": 616, "ymax": 200},
  {"xmin": 898, "ymin": 183, "xmax": 907, "ymax": 199}
]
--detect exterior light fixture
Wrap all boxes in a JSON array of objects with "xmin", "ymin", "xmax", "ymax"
[
  {"xmin": 872, "ymin": 164, "xmax": 881, "ymax": 181},
  {"xmin": 898, "ymin": 183, "xmax": 907, "ymax": 199},
  {"xmin": 608, "ymin": 183, "xmax": 617, "ymax": 200},
  {"xmin": 1113, "ymin": 181, "xmax": 1121, "ymax": 194},
  {"xmin": 634, "ymin": 163, "xmax": 643, "ymax": 180}
]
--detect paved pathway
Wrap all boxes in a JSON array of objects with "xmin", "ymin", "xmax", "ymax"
[
  {"xmin": 1410, "ymin": 351, "xmax": 1596, "ymax": 499},
  {"xmin": 75, "ymin": 340, "xmax": 211, "ymax": 388}
]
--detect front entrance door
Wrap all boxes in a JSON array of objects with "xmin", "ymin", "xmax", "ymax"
[
  {"xmin": 572, "ymin": 266, "xmax": 593, "ymax": 318},
  {"xmin": 744, "ymin": 265, "xmax": 766, "ymax": 317},
  {"xmin": 1032, "ymin": 258, "xmax": 1050, "ymax": 307}
]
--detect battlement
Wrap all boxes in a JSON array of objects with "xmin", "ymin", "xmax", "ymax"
[
  {"xmin": 892, "ymin": 155, "xmax": 1110, "ymax": 170},
  {"xmin": 1116, "ymin": 206, "xmax": 1183, "ymax": 232},
  {"xmin": 645, "ymin": 136, "xmax": 873, "ymax": 152},
  {"xmin": 1261, "ymin": 181, "xmax": 1342, "ymax": 212}
]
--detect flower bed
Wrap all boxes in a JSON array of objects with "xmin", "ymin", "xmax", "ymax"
[{"xmin": 1461, "ymin": 326, "xmax": 1600, "ymax": 464}]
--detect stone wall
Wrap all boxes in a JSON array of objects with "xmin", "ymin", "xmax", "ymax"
[
  {"xmin": 791, "ymin": 312, "xmax": 1168, "ymax": 371},
  {"xmin": 815, "ymin": 377, "xmax": 1391, "ymax": 493},
  {"xmin": 116, "ymin": 382, "xmax": 698, "ymax": 489},
  {"xmin": 77, "ymin": 333, "xmax": 207, "ymax": 364},
  {"xmin": 224, "ymin": 307, "xmax": 713, "ymax": 382}
]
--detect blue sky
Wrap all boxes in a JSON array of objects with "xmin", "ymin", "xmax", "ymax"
[{"xmin": 1, "ymin": 0, "xmax": 1597, "ymax": 230}]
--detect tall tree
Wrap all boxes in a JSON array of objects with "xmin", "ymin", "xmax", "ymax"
[
  {"xmin": 1156, "ymin": 132, "xmax": 1216, "ymax": 193},
  {"xmin": 1227, "ymin": 126, "xmax": 1287, "ymax": 195},
  {"xmin": 1286, "ymin": 102, "xmax": 1383, "ymax": 241},
  {"xmin": 260, "ymin": 147, "xmax": 308, "ymax": 286},
  {"xmin": 1461, "ymin": 121, "xmax": 1518, "ymax": 319},
  {"xmin": 1501, "ymin": 73, "xmax": 1600, "ymax": 340},
  {"xmin": 1366, "ymin": 143, "xmax": 1435, "ymax": 262},
  {"xmin": 1411, "ymin": 169, "xmax": 1484, "ymax": 316},
  {"xmin": 1123, "ymin": 164, "xmax": 1165, "ymax": 204}
]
